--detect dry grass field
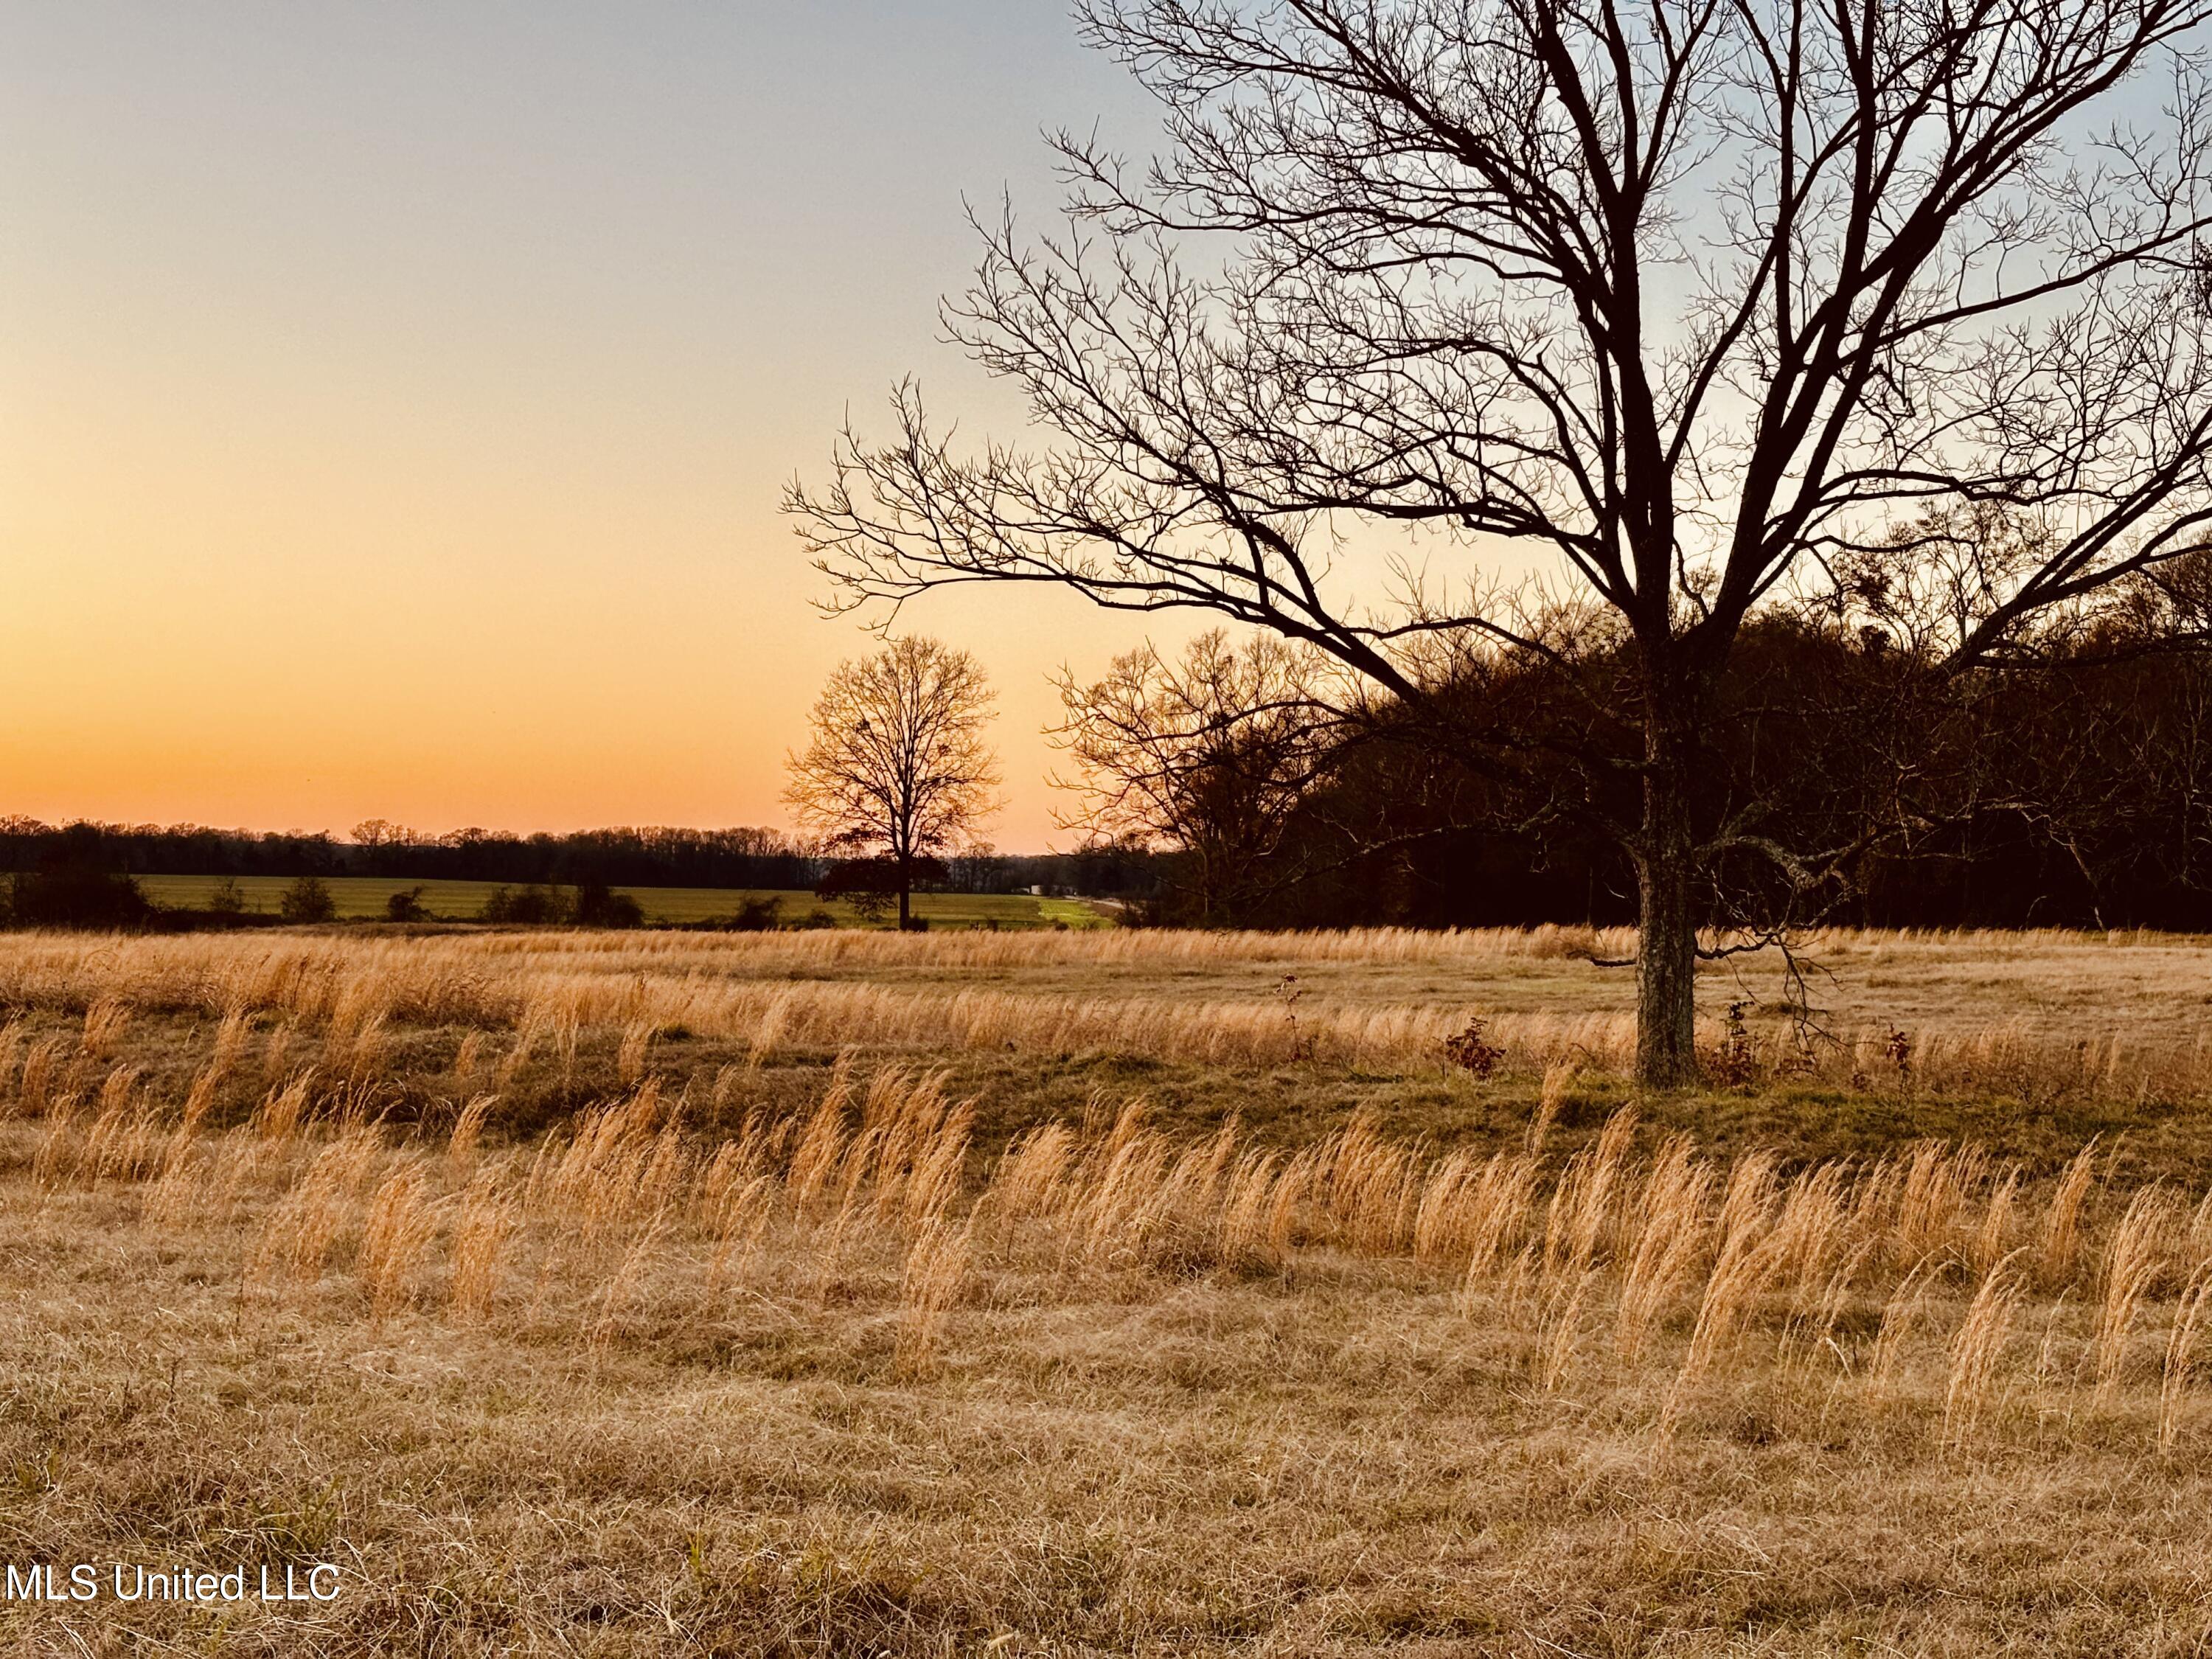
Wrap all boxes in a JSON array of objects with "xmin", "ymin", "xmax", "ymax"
[{"xmin": 4, "ymin": 925, "xmax": 2212, "ymax": 1655}]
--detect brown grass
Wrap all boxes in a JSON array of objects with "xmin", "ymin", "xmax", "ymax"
[
  {"xmin": 355, "ymin": 1162, "xmax": 438, "ymax": 1320},
  {"xmin": 1944, "ymin": 1249, "xmax": 2029, "ymax": 1446},
  {"xmin": 0, "ymin": 924, "xmax": 2205, "ymax": 1102},
  {"xmin": 4, "ymin": 927, "xmax": 2212, "ymax": 1652},
  {"xmin": 2094, "ymin": 1185, "xmax": 2183, "ymax": 1402}
]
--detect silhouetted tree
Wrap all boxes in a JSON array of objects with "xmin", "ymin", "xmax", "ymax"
[
  {"xmin": 1053, "ymin": 630, "xmax": 1339, "ymax": 922},
  {"xmin": 785, "ymin": 637, "xmax": 1001, "ymax": 928},
  {"xmin": 794, "ymin": 0, "xmax": 2212, "ymax": 1083}
]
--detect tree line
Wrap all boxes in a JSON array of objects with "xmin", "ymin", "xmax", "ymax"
[
  {"xmin": 1062, "ymin": 601, "xmax": 2212, "ymax": 934},
  {"xmin": 0, "ymin": 818, "xmax": 1151, "ymax": 919},
  {"xmin": 0, "ymin": 821, "xmax": 822, "ymax": 888}
]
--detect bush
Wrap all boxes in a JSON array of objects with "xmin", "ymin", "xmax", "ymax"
[
  {"xmin": 151, "ymin": 874, "xmax": 274, "ymax": 931},
  {"xmin": 481, "ymin": 885, "xmax": 571, "ymax": 925},
  {"xmin": 723, "ymin": 895, "xmax": 782, "ymax": 932},
  {"xmin": 1441, "ymin": 1015, "xmax": 1504, "ymax": 1079},
  {"xmin": 7, "ymin": 866, "xmax": 153, "ymax": 930},
  {"xmin": 574, "ymin": 882, "xmax": 644, "ymax": 929},
  {"xmin": 385, "ymin": 886, "xmax": 430, "ymax": 923},
  {"xmin": 279, "ymin": 875, "xmax": 338, "ymax": 924}
]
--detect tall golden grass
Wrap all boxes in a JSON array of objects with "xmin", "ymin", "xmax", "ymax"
[
  {"xmin": 0, "ymin": 927, "xmax": 2202, "ymax": 1100},
  {"xmin": 13, "ymin": 1015, "xmax": 2212, "ymax": 1451}
]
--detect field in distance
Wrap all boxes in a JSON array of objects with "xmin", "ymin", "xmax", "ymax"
[{"xmin": 133, "ymin": 874, "xmax": 1110, "ymax": 928}]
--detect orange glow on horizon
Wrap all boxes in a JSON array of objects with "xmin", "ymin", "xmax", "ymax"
[{"xmin": 0, "ymin": 4, "xmax": 1189, "ymax": 852}]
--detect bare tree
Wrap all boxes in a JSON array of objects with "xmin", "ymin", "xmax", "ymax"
[
  {"xmin": 1053, "ymin": 630, "xmax": 1339, "ymax": 920},
  {"xmin": 785, "ymin": 637, "xmax": 1003, "ymax": 928},
  {"xmin": 790, "ymin": 0, "xmax": 2212, "ymax": 1082}
]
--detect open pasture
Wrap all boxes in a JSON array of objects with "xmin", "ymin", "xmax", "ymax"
[
  {"xmin": 4, "ymin": 922, "xmax": 2208, "ymax": 1129},
  {"xmin": 4, "ymin": 925, "xmax": 2212, "ymax": 1654}
]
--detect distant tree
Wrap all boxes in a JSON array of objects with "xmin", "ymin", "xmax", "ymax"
[
  {"xmin": 279, "ymin": 875, "xmax": 337, "ymax": 924},
  {"xmin": 1054, "ymin": 630, "xmax": 1338, "ymax": 924},
  {"xmin": 942, "ymin": 844, "xmax": 1006, "ymax": 894},
  {"xmin": 384, "ymin": 886, "xmax": 429, "ymax": 923},
  {"xmin": 785, "ymin": 637, "xmax": 1001, "ymax": 928},
  {"xmin": 793, "ymin": 0, "xmax": 2212, "ymax": 1084},
  {"xmin": 208, "ymin": 877, "xmax": 248, "ymax": 917}
]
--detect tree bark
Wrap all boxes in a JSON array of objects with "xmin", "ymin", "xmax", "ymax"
[
  {"xmin": 1635, "ymin": 707, "xmax": 1702, "ymax": 1088},
  {"xmin": 897, "ymin": 872, "xmax": 912, "ymax": 930}
]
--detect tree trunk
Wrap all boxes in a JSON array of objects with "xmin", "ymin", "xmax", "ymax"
[
  {"xmin": 897, "ymin": 873, "xmax": 911, "ymax": 930},
  {"xmin": 1635, "ymin": 710, "xmax": 1701, "ymax": 1088}
]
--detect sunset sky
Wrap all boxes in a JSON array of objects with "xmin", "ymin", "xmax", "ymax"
[{"xmin": 0, "ymin": 2, "xmax": 1193, "ymax": 849}]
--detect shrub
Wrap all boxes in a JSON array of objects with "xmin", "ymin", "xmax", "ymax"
[
  {"xmin": 724, "ymin": 895, "xmax": 782, "ymax": 932},
  {"xmin": 1442, "ymin": 1015, "xmax": 1505, "ymax": 1079},
  {"xmin": 385, "ymin": 886, "xmax": 430, "ymax": 923},
  {"xmin": 1710, "ymin": 1000, "xmax": 1758, "ymax": 1088},
  {"xmin": 279, "ymin": 876, "xmax": 338, "ymax": 924},
  {"xmin": 574, "ymin": 882, "xmax": 644, "ymax": 929},
  {"xmin": 481, "ymin": 885, "xmax": 571, "ymax": 925},
  {"xmin": 153, "ymin": 873, "xmax": 277, "ymax": 931},
  {"xmin": 7, "ymin": 866, "xmax": 154, "ymax": 930}
]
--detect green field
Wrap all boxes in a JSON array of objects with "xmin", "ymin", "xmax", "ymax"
[{"xmin": 132, "ymin": 875, "xmax": 1110, "ymax": 929}]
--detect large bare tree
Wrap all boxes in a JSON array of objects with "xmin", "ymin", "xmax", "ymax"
[
  {"xmin": 790, "ymin": 0, "xmax": 2212, "ymax": 1081},
  {"xmin": 786, "ymin": 637, "xmax": 1003, "ymax": 928}
]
